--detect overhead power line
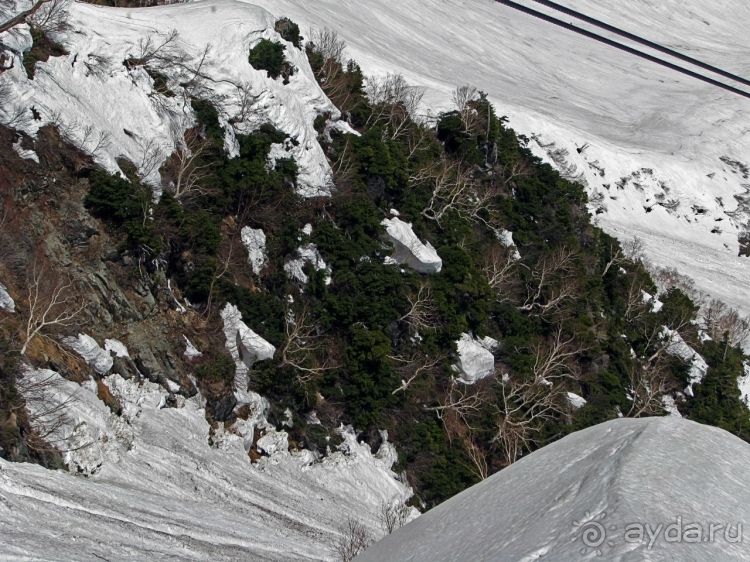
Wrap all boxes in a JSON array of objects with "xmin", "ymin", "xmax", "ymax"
[
  {"xmin": 494, "ymin": 0, "xmax": 750, "ymax": 100},
  {"xmin": 529, "ymin": 0, "xmax": 750, "ymax": 89}
]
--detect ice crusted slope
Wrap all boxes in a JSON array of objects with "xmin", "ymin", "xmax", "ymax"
[
  {"xmin": 356, "ymin": 417, "xmax": 750, "ymax": 562},
  {"xmin": 0, "ymin": 367, "xmax": 412, "ymax": 561},
  {"xmin": 0, "ymin": 0, "xmax": 342, "ymax": 196},
  {"xmin": 249, "ymin": 0, "xmax": 750, "ymax": 314}
]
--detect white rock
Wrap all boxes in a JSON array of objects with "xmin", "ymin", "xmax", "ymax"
[
  {"xmin": 566, "ymin": 392, "xmax": 587, "ymax": 409},
  {"xmin": 301, "ymin": 223, "xmax": 313, "ymax": 236},
  {"xmin": 183, "ymin": 335, "xmax": 203, "ymax": 360},
  {"xmin": 257, "ymin": 430, "xmax": 289, "ymax": 456},
  {"xmin": 221, "ymin": 304, "xmax": 275, "ymax": 367},
  {"xmin": 104, "ymin": 339, "xmax": 129, "ymax": 358},
  {"xmin": 62, "ymin": 333, "xmax": 113, "ymax": 374},
  {"xmin": 284, "ymin": 243, "xmax": 331, "ymax": 284},
  {"xmin": 241, "ymin": 227, "xmax": 268, "ymax": 275},
  {"xmin": 0, "ymin": 283, "xmax": 15, "ymax": 312},
  {"xmin": 381, "ymin": 217, "xmax": 442, "ymax": 274},
  {"xmin": 454, "ymin": 333, "xmax": 495, "ymax": 384}
]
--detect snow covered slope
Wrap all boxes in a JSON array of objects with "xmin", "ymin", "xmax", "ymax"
[
  {"xmin": 356, "ymin": 417, "xmax": 750, "ymax": 561},
  {"xmin": 0, "ymin": 368, "xmax": 412, "ymax": 561},
  {"xmin": 0, "ymin": 0, "xmax": 342, "ymax": 196},
  {"xmin": 248, "ymin": 0, "xmax": 750, "ymax": 314}
]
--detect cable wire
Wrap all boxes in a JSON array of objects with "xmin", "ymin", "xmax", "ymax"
[{"xmin": 494, "ymin": 0, "xmax": 750, "ymax": 100}]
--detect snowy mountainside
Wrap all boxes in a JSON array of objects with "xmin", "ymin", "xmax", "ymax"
[
  {"xmin": 356, "ymin": 417, "xmax": 750, "ymax": 561},
  {"xmin": 1, "ymin": 0, "xmax": 342, "ymax": 196},
  {"xmin": 0, "ymin": 367, "xmax": 412, "ymax": 561},
  {"xmin": 248, "ymin": 0, "xmax": 750, "ymax": 314}
]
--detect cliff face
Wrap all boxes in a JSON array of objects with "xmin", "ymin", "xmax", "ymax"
[{"xmin": 0, "ymin": 123, "xmax": 204, "ymax": 461}]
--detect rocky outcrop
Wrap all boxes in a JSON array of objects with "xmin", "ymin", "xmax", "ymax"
[{"xmin": 241, "ymin": 227, "xmax": 267, "ymax": 275}]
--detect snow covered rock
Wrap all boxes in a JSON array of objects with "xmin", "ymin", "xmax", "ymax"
[
  {"xmin": 11, "ymin": 137, "xmax": 39, "ymax": 163},
  {"xmin": 257, "ymin": 430, "xmax": 289, "ymax": 456},
  {"xmin": 241, "ymin": 226, "xmax": 267, "ymax": 275},
  {"xmin": 355, "ymin": 417, "xmax": 750, "ymax": 561},
  {"xmin": 183, "ymin": 335, "xmax": 203, "ymax": 360},
  {"xmin": 566, "ymin": 392, "xmax": 586, "ymax": 409},
  {"xmin": 0, "ymin": 283, "xmax": 14, "ymax": 312},
  {"xmin": 221, "ymin": 303, "xmax": 275, "ymax": 369},
  {"xmin": 663, "ymin": 327, "xmax": 709, "ymax": 396},
  {"xmin": 62, "ymin": 333, "xmax": 113, "ymax": 374},
  {"xmin": 497, "ymin": 229, "xmax": 521, "ymax": 260},
  {"xmin": 454, "ymin": 333, "xmax": 495, "ymax": 384},
  {"xmin": 381, "ymin": 217, "xmax": 442, "ymax": 274},
  {"xmin": 104, "ymin": 338, "xmax": 129, "ymax": 358},
  {"xmin": 284, "ymin": 243, "xmax": 331, "ymax": 284}
]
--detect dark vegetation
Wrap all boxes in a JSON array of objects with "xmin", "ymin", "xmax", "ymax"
[
  {"xmin": 22, "ymin": 25, "xmax": 68, "ymax": 79},
  {"xmin": 3, "ymin": 18, "xmax": 748, "ymax": 509},
  {"xmin": 248, "ymin": 38, "xmax": 293, "ymax": 83}
]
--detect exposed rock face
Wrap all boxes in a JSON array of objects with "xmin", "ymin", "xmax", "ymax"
[
  {"xmin": 355, "ymin": 418, "xmax": 750, "ymax": 562},
  {"xmin": 381, "ymin": 217, "xmax": 442, "ymax": 274},
  {"xmin": 454, "ymin": 333, "xmax": 496, "ymax": 384}
]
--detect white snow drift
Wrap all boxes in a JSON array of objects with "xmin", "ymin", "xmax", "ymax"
[
  {"xmin": 285, "ymin": 243, "xmax": 332, "ymax": 285},
  {"xmin": 62, "ymin": 333, "xmax": 113, "ymax": 374},
  {"xmin": 0, "ymin": 0, "xmax": 347, "ymax": 197},
  {"xmin": 3, "ymin": 365, "xmax": 414, "ymax": 561},
  {"xmin": 356, "ymin": 417, "xmax": 750, "ymax": 561},
  {"xmin": 381, "ymin": 217, "xmax": 442, "ymax": 274}
]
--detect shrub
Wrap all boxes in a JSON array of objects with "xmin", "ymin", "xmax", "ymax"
[
  {"xmin": 249, "ymin": 38, "xmax": 288, "ymax": 80},
  {"xmin": 274, "ymin": 18, "xmax": 302, "ymax": 48}
]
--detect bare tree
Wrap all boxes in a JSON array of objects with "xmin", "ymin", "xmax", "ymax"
[
  {"xmin": 452, "ymin": 85, "xmax": 479, "ymax": 133},
  {"xmin": 625, "ymin": 360, "xmax": 675, "ymax": 418},
  {"xmin": 391, "ymin": 351, "xmax": 443, "ymax": 394},
  {"xmin": 377, "ymin": 498, "xmax": 410, "ymax": 534},
  {"xmin": 16, "ymin": 368, "xmax": 75, "ymax": 452},
  {"xmin": 622, "ymin": 235, "xmax": 646, "ymax": 263},
  {"xmin": 137, "ymin": 137, "xmax": 165, "ymax": 182},
  {"xmin": 365, "ymin": 73, "xmax": 425, "ymax": 139},
  {"xmin": 397, "ymin": 281, "xmax": 440, "ymax": 333},
  {"xmin": 425, "ymin": 379, "xmax": 490, "ymax": 431},
  {"xmin": 26, "ymin": 0, "xmax": 69, "ymax": 34},
  {"xmin": 279, "ymin": 303, "xmax": 337, "ymax": 398},
  {"xmin": 481, "ymin": 245, "xmax": 516, "ymax": 300},
  {"xmin": 163, "ymin": 126, "xmax": 213, "ymax": 199},
  {"xmin": 418, "ymin": 159, "xmax": 499, "ymax": 229},
  {"xmin": 493, "ymin": 372, "xmax": 567, "ymax": 465},
  {"xmin": 20, "ymin": 265, "xmax": 86, "ymax": 355},
  {"xmin": 530, "ymin": 326, "xmax": 585, "ymax": 384},
  {"xmin": 334, "ymin": 517, "xmax": 373, "ymax": 562},
  {"xmin": 518, "ymin": 247, "xmax": 578, "ymax": 317},
  {"xmin": 701, "ymin": 299, "xmax": 750, "ymax": 348},
  {"xmin": 0, "ymin": 0, "xmax": 64, "ymax": 35},
  {"xmin": 307, "ymin": 28, "xmax": 346, "ymax": 80},
  {"xmin": 601, "ymin": 243, "xmax": 626, "ymax": 278}
]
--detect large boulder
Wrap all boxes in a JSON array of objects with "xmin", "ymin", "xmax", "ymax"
[
  {"xmin": 62, "ymin": 333, "xmax": 113, "ymax": 374},
  {"xmin": 381, "ymin": 217, "xmax": 442, "ymax": 274},
  {"xmin": 454, "ymin": 333, "xmax": 496, "ymax": 384}
]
